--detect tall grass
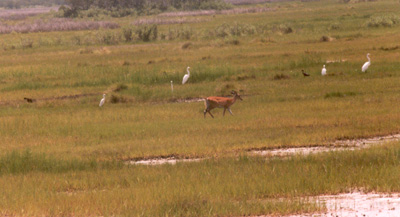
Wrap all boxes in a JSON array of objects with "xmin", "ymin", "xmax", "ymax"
[{"xmin": 0, "ymin": 150, "xmax": 101, "ymax": 175}]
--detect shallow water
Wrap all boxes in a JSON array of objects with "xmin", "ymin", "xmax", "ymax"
[
  {"xmin": 128, "ymin": 133, "xmax": 400, "ymax": 165},
  {"xmin": 288, "ymin": 192, "xmax": 400, "ymax": 217}
]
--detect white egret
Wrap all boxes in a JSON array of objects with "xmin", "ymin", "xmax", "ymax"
[
  {"xmin": 182, "ymin": 66, "xmax": 190, "ymax": 84},
  {"xmin": 361, "ymin": 53, "xmax": 371, "ymax": 72},
  {"xmin": 170, "ymin": 80, "xmax": 174, "ymax": 93},
  {"xmin": 99, "ymin": 94, "xmax": 106, "ymax": 107},
  {"xmin": 321, "ymin": 65, "xmax": 327, "ymax": 76}
]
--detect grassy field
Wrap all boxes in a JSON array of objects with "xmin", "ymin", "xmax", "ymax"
[{"xmin": 1, "ymin": 0, "xmax": 400, "ymax": 216}]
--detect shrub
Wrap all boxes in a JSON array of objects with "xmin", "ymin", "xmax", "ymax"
[
  {"xmin": 122, "ymin": 26, "xmax": 134, "ymax": 42},
  {"xmin": 324, "ymin": 91, "xmax": 357, "ymax": 99},
  {"xmin": 110, "ymin": 95, "xmax": 128, "ymax": 103},
  {"xmin": 225, "ymin": 38, "xmax": 240, "ymax": 45},
  {"xmin": 212, "ymin": 23, "xmax": 257, "ymax": 38},
  {"xmin": 320, "ymin": 35, "xmax": 334, "ymax": 42},
  {"xmin": 199, "ymin": 0, "xmax": 233, "ymax": 10},
  {"xmin": 166, "ymin": 27, "xmax": 194, "ymax": 40},
  {"xmin": 96, "ymin": 30, "xmax": 121, "ymax": 45},
  {"xmin": 135, "ymin": 24, "xmax": 158, "ymax": 42},
  {"xmin": 114, "ymin": 84, "xmax": 128, "ymax": 92},
  {"xmin": 366, "ymin": 14, "xmax": 400, "ymax": 27},
  {"xmin": 20, "ymin": 38, "xmax": 33, "ymax": 49},
  {"xmin": 329, "ymin": 23, "xmax": 340, "ymax": 30},
  {"xmin": 276, "ymin": 24, "xmax": 293, "ymax": 34},
  {"xmin": 273, "ymin": 73, "xmax": 290, "ymax": 80}
]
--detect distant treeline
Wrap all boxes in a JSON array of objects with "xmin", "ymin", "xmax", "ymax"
[
  {"xmin": 61, "ymin": 0, "xmax": 232, "ymax": 17},
  {"xmin": 0, "ymin": 0, "xmax": 65, "ymax": 8}
]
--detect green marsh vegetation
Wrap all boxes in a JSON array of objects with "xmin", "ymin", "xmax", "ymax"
[{"xmin": 1, "ymin": 0, "xmax": 400, "ymax": 215}]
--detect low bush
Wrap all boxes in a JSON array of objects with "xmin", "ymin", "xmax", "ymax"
[
  {"xmin": 366, "ymin": 14, "xmax": 400, "ymax": 27},
  {"xmin": 135, "ymin": 24, "xmax": 158, "ymax": 42}
]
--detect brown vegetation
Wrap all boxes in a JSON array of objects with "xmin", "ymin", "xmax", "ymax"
[{"xmin": 0, "ymin": 18, "xmax": 119, "ymax": 34}]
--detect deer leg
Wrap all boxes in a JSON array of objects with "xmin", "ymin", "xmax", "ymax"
[
  {"xmin": 228, "ymin": 108, "xmax": 234, "ymax": 116},
  {"xmin": 208, "ymin": 110, "xmax": 214, "ymax": 118},
  {"xmin": 204, "ymin": 109, "xmax": 207, "ymax": 118},
  {"xmin": 223, "ymin": 108, "xmax": 226, "ymax": 116}
]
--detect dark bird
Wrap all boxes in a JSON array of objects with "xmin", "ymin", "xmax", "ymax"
[
  {"xmin": 24, "ymin": 97, "xmax": 35, "ymax": 103},
  {"xmin": 301, "ymin": 69, "xmax": 310, "ymax": 77}
]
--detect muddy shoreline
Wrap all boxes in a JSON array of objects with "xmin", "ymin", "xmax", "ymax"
[{"xmin": 127, "ymin": 133, "xmax": 400, "ymax": 165}]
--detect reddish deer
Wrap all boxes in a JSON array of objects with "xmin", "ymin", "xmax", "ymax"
[{"xmin": 204, "ymin": 90, "xmax": 243, "ymax": 118}]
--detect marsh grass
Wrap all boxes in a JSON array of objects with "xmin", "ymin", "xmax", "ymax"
[
  {"xmin": 1, "ymin": 143, "xmax": 400, "ymax": 216},
  {"xmin": 0, "ymin": 149, "xmax": 109, "ymax": 175}
]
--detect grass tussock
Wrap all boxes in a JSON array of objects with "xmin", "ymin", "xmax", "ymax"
[
  {"xmin": 110, "ymin": 95, "xmax": 128, "ymax": 103},
  {"xmin": 273, "ymin": 73, "xmax": 290, "ymax": 80},
  {"xmin": 324, "ymin": 91, "xmax": 357, "ymax": 99}
]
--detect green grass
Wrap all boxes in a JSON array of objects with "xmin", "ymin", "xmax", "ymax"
[{"xmin": 1, "ymin": 0, "xmax": 400, "ymax": 215}]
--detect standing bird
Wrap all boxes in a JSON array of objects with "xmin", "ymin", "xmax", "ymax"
[
  {"xmin": 321, "ymin": 65, "xmax": 327, "ymax": 76},
  {"xmin": 302, "ymin": 69, "xmax": 310, "ymax": 77},
  {"xmin": 99, "ymin": 94, "xmax": 106, "ymax": 107},
  {"xmin": 362, "ymin": 53, "xmax": 371, "ymax": 72},
  {"xmin": 24, "ymin": 97, "xmax": 35, "ymax": 103},
  {"xmin": 170, "ymin": 80, "xmax": 174, "ymax": 93},
  {"xmin": 182, "ymin": 66, "xmax": 190, "ymax": 84}
]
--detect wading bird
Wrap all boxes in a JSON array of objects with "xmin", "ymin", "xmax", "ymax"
[
  {"xmin": 170, "ymin": 80, "xmax": 173, "ymax": 93},
  {"xmin": 362, "ymin": 53, "xmax": 371, "ymax": 72},
  {"xmin": 99, "ymin": 94, "xmax": 106, "ymax": 107},
  {"xmin": 23, "ymin": 97, "xmax": 35, "ymax": 103},
  {"xmin": 302, "ymin": 69, "xmax": 310, "ymax": 77},
  {"xmin": 204, "ymin": 90, "xmax": 243, "ymax": 118},
  {"xmin": 321, "ymin": 65, "xmax": 327, "ymax": 76},
  {"xmin": 182, "ymin": 66, "xmax": 190, "ymax": 84}
]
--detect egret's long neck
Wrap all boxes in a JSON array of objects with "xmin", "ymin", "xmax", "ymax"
[
  {"xmin": 367, "ymin": 55, "xmax": 370, "ymax": 62},
  {"xmin": 187, "ymin": 68, "xmax": 190, "ymax": 75}
]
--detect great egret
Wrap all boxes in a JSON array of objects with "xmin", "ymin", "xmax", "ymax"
[
  {"xmin": 182, "ymin": 66, "xmax": 190, "ymax": 84},
  {"xmin": 99, "ymin": 94, "xmax": 106, "ymax": 107},
  {"xmin": 321, "ymin": 65, "xmax": 327, "ymax": 76},
  {"xmin": 170, "ymin": 80, "xmax": 173, "ymax": 93},
  {"xmin": 302, "ymin": 69, "xmax": 310, "ymax": 77},
  {"xmin": 362, "ymin": 53, "xmax": 371, "ymax": 72}
]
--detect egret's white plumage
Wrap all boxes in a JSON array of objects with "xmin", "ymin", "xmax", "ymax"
[
  {"xmin": 321, "ymin": 65, "xmax": 327, "ymax": 76},
  {"xmin": 362, "ymin": 53, "xmax": 371, "ymax": 72},
  {"xmin": 99, "ymin": 94, "xmax": 106, "ymax": 107},
  {"xmin": 170, "ymin": 80, "xmax": 173, "ymax": 93},
  {"xmin": 182, "ymin": 66, "xmax": 190, "ymax": 84}
]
